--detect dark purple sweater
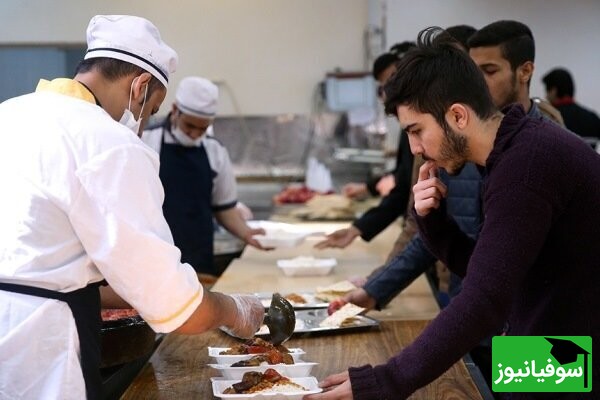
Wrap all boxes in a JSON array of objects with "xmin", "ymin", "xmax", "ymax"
[{"xmin": 348, "ymin": 105, "xmax": 600, "ymax": 399}]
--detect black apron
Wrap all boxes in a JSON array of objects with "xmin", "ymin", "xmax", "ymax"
[
  {"xmin": 0, "ymin": 280, "xmax": 104, "ymax": 400},
  {"xmin": 159, "ymin": 127, "xmax": 216, "ymax": 275}
]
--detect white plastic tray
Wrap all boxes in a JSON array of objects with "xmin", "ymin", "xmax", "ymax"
[
  {"xmin": 252, "ymin": 231, "xmax": 308, "ymax": 248},
  {"xmin": 208, "ymin": 347, "xmax": 306, "ymax": 365},
  {"xmin": 208, "ymin": 362, "xmax": 318, "ymax": 380},
  {"xmin": 276, "ymin": 257, "xmax": 336, "ymax": 276},
  {"xmin": 211, "ymin": 376, "xmax": 322, "ymax": 399}
]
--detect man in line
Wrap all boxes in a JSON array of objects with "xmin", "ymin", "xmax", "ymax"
[
  {"xmin": 542, "ymin": 67, "xmax": 600, "ymax": 140},
  {"xmin": 330, "ymin": 21, "xmax": 565, "ymax": 387},
  {"xmin": 306, "ymin": 27, "xmax": 599, "ymax": 400},
  {"xmin": 315, "ymin": 42, "xmax": 417, "ymax": 254},
  {"xmin": 342, "ymin": 42, "xmax": 417, "ymax": 201},
  {"xmin": 0, "ymin": 15, "xmax": 263, "ymax": 399},
  {"xmin": 468, "ymin": 21, "xmax": 555, "ymax": 125},
  {"xmin": 142, "ymin": 76, "xmax": 267, "ymax": 276}
]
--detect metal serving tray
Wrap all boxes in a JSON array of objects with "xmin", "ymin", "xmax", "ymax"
[
  {"xmin": 256, "ymin": 292, "xmax": 329, "ymax": 310},
  {"xmin": 256, "ymin": 308, "xmax": 380, "ymax": 337},
  {"xmin": 333, "ymin": 148, "xmax": 386, "ymax": 164}
]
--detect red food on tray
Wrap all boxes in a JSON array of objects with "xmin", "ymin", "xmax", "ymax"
[
  {"xmin": 101, "ymin": 308, "xmax": 139, "ymax": 321},
  {"xmin": 223, "ymin": 369, "xmax": 307, "ymax": 394},
  {"xmin": 230, "ymin": 349, "xmax": 294, "ymax": 367},
  {"xmin": 273, "ymin": 185, "xmax": 317, "ymax": 204},
  {"xmin": 219, "ymin": 337, "xmax": 289, "ymax": 355}
]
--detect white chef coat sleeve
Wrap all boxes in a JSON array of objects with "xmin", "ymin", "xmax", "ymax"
[
  {"xmin": 68, "ymin": 143, "xmax": 202, "ymax": 333},
  {"xmin": 140, "ymin": 125, "xmax": 163, "ymax": 154},
  {"xmin": 204, "ymin": 137, "xmax": 238, "ymax": 211}
]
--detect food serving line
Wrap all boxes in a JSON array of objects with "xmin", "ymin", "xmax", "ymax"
[{"xmin": 121, "ymin": 220, "xmax": 489, "ymax": 399}]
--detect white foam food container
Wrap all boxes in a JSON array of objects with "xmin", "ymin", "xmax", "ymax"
[
  {"xmin": 208, "ymin": 347, "xmax": 306, "ymax": 365},
  {"xmin": 211, "ymin": 376, "xmax": 322, "ymax": 399},
  {"xmin": 276, "ymin": 257, "xmax": 337, "ymax": 277},
  {"xmin": 253, "ymin": 231, "xmax": 308, "ymax": 248},
  {"xmin": 255, "ymin": 319, "xmax": 306, "ymax": 336},
  {"xmin": 208, "ymin": 362, "xmax": 318, "ymax": 380}
]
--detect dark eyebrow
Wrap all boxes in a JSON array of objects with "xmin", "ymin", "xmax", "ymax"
[
  {"xmin": 403, "ymin": 123, "xmax": 417, "ymax": 132},
  {"xmin": 478, "ymin": 63, "xmax": 498, "ymax": 69}
]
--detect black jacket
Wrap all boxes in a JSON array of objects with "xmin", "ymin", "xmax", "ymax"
[
  {"xmin": 353, "ymin": 132, "xmax": 413, "ymax": 241},
  {"xmin": 556, "ymin": 102, "xmax": 600, "ymax": 139}
]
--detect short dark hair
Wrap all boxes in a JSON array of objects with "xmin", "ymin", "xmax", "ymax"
[
  {"xmin": 389, "ymin": 41, "xmax": 417, "ymax": 57},
  {"xmin": 445, "ymin": 25, "xmax": 476, "ymax": 50},
  {"xmin": 542, "ymin": 68, "xmax": 574, "ymax": 97},
  {"xmin": 372, "ymin": 41, "xmax": 416, "ymax": 80},
  {"xmin": 383, "ymin": 27, "xmax": 496, "ymax": 131},
  {"xmin": 372, "ymin": 53, "xmax": 399, "ymax": 80},
  {"xmin": 75, "ymin": 57, "xmax": 163, "ymax": 96},
  {"xmin": 467, "ymin": 20, "xmax": 535, "ymax": 71}
]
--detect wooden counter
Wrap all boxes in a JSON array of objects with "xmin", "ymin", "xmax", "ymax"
[
  {"xmin": 121, "ymin": 320, "xmax": 482, "ymax": 399},
  {"xmin": 121, "ymin": 219, "xmax": 490, "ymax": 399},
  {"xmin": 213, "ymin": 221, "xmax": 440, "ymax": 321}
]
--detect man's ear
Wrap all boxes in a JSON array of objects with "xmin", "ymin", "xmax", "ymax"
[
  {"xmin": 447, "ymin": 103, "xmax": 469, "ymax": 130},
  {"xmin": 518, "ymin": 61, "xmax": 534, "ymax": 85},
  {"xmin": 132, "ymin": 72, "xmax": 153, "ymax": 100}
]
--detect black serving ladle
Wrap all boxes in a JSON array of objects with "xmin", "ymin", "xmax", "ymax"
[{"xmin": 263, "ymin": 293, "xmax": 295, "ymax": 345}]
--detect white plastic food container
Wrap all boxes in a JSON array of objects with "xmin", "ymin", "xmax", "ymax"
[
  {"xmin": 211, "ymin": 376, "xmax": 322, "ymax": 399},
  {"xmin": 276, "ymin": 257, "xmax": 337, "ymax": 276},
  {"xmin": 255, "ymin": 319, "xmax": 306, "ymax": 336},
  {"xmin": 208, "ymin": 362, "xmax": 318, "ymax": 380},
  {"xmin": 253, "ymin": 231, "xmax": 308, "ymax": 248},
  {"xmin": 208, "ymin": 347, "xmax": 306, "ymax": 365}
]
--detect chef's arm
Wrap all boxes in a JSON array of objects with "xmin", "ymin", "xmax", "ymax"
[
  {"xmin": 214, "ymin": 207, "xmax": 266, "ymax": 248},
  {"xmin": 100, "ymin": 285, "xmax": 132, "ymax": 308},
  {"xmin": 175, "ymin": 291, "xmax": 263, "ymax": 337}
]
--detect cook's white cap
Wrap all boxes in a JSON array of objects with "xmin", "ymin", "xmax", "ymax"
[
  {"xmin": 175, "ymin": 76, "xmax": 219, "ymax": 118},
  {"xmin": 84, "ymin": 15, "xmax": 177, "ymax": 87}
]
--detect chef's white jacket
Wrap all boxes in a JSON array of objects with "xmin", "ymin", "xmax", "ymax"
[{"xmin": 0, "ymin": 79, "xmax": 203, "ymax": 399}]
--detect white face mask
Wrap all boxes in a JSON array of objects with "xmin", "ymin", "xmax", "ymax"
[
  {"xmin": 171, "ymin": 125, "xmax": 203, "ymax": 147},
  {"xmin": 119, "ymin": 77, "xmax": 148, "ymax": 135}
]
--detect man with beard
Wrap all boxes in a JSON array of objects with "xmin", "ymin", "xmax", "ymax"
[
  {"xmin": 142, "ymin": 77, "xmax": 267, "ymax": 277},
  {"xmin": 328, "ymin": 20, "xmax": 561, "ymax": 320},
  {"xmin": 467, "ymin": 20, "xmax": 559, "ymax": 124},
  {"xmin": 328, "ymin": 28, "xmax": 482, "ymax": 311},
  {"xmin": 305, "ymin": 27, "xmax": 599, "ymax": 400}
]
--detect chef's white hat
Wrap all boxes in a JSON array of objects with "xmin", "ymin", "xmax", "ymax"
[
  {"xmin": 84, "ymin": 15, "xmax": 177, "ymax": 87},
  {"xmin": 175, "ymin": 77, "xmax": 219, "ymax": 118}
]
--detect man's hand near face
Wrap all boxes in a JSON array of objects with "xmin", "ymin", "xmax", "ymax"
[{"xmin": 413, "ymin": 161, "xmax": 448, "ymax": 217}]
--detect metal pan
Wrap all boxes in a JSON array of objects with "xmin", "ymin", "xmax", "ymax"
[{"xmin": 100, "ymin": 315, "xmax": 156, "ymax": 368}]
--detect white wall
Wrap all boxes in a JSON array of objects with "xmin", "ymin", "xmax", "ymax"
[
  {"xmin": 383, "ymin": 0, "xmax": 600, "ymax": 112},
  {"xmin": 1, "ymin": 1, "xmax": 599, "ymax": 114},
  {"xmin": 0, "ymin": 0, "xmax": 368, "ymax": 116}
]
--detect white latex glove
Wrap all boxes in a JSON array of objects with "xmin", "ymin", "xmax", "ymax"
[{"xmin": 221, "ymin": 294, "xmax": 264, "ymax": 339}]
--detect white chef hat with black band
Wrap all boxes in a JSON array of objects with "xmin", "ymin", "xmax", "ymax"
[
  {"xmin": 84, "ymin": 15, "xmax": 178, "ymax": 87},
  {"xmin": 175, "ymin": 77, "xmax": 219, "ymax": 118}
]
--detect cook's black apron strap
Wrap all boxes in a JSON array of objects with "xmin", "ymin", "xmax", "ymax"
[
  {"xmin": 159, "ymin": 124, "xmax": 216, "ymax": 274},
  {"xmin": 0, "ymin": 281, "xmax": 105, "ymax": 400}
]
